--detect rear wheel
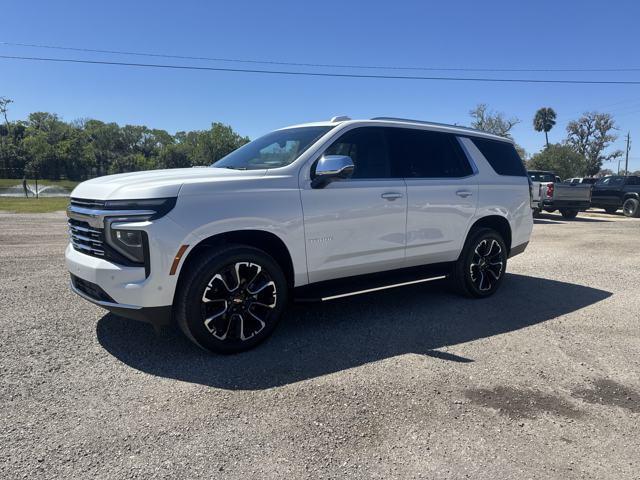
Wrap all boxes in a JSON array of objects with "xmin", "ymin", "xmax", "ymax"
[
  {"xmin": 451, "ymin": 228, "xmax": 507, "ymax": 298},
  {"xmin": 622, "ymin": 198, "xmax": 640, "ymax": 217},
  {"xmin": 560, "ymin": 209, "xmax": 579, "ymax": 219},
  {"xmin": 604, "ymin": 207, "xmax": 618, "ymax": 214},
  {"xmin": 176, "ymin": 245, "xmax": 288, "ymax": 354}
]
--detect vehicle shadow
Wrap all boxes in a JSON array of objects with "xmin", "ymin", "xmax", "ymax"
[
  {"xmin": 534, "ymin": 218, "xmax": 565, "ymax": 225},
  {"xmin": 535, "ymin": 213, "xmax": 611, "ymax": 223},
  {"xmin": 96, "ymin": 274, "xmax": 611, "ymax": 390}
]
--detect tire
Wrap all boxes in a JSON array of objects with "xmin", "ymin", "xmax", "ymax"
[
  {"xmin": 560, "ymin": 209, "xmax": 579, "ymax": 219},
  {"xmin": 532, "ymin": 208, "xmax": 541, "ymax": 218},
  {"xmin": 175, "ymin": 244, "xmax": 288, "ymax": 354},
  {"xmin": 451, "ymin": 228, "xmax": 508, "ymax": 298},
  {"xmin": 622, "ymin": 198, "xmax": 640, "ymax": 218},
  {"xmin": 544, "ymin": 209, "xmax": 556, "ymax": 213},
  {"xmin": 604, "ymin": 207, "xmax": 618, "ymax": 214}
]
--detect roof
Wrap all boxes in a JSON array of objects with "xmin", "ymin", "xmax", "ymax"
[{"xmin": 280, "ymin": 116, "xmax": 512, "ymax": 142}]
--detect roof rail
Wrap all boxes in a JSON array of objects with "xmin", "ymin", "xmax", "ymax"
[
  {"xmin": 330, "ymin": 115, "xmax": 351, "ymax": 122},
  {"xmin": 370, "ymin": 116, "xmax": 490, "ymax": 135}
]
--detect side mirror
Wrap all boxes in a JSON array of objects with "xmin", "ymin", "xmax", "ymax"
[{"xmin": 311, "ymin": 155, "xmax": 354, "ymax": 189}]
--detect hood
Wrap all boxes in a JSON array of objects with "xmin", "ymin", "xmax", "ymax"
[{"xmin": 70, "ymin": 167, "xmax": 267, "ymax": 200}]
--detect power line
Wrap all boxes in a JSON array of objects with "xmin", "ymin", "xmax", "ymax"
[
  {"xmin": 2, "ymin": 54, "xmax": 640, "ymax": 85},
  {"xmin": 3, "ymin": 41, "xmax": 640, "ymax": 73}
]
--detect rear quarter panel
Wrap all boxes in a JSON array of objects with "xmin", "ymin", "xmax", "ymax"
[{"xmin": 459, "ymin": 137, "xmax": 533, "ymax": 250}]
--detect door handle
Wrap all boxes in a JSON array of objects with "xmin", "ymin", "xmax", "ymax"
[
  {"xmin": 381, "ymin": 192, "xmax": 403, "ymax": 201},
  {"xmin": 456, "ymin": 190, "xmax": 473, "ymax": 198}
]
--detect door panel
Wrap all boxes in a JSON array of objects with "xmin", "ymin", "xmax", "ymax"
[
  {"xmin": 301, "ymin": 179, "xmax": 407, "ymax": 283},
  {"xmin": 386, "ymin": 127, "xmax": 479, "ymax": 265},
  {"xmin": 593, "ymin": 177, "xmax": 625, "ymax": 206},
  {"xmin": 404, "ymin": 178, "xmax": 478, "ymax": 265}
]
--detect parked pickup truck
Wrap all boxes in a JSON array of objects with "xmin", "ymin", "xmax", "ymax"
[
  {"xmin": 591, "ymin": 175, "xmax": 640, "ymax": 217},
  {"xmin": 528, "ymin": 170, "xmax": 592, "ymax": 219}
]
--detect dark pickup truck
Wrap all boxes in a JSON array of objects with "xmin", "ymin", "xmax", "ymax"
[{"xmin": 591, "ymin": 175, "xmax": 640, "ymax": 217}]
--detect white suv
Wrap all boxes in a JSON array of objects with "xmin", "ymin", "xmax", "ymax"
[{"xmin": 66, "ymin": 116, "xmax": 533, "ymax": 353}]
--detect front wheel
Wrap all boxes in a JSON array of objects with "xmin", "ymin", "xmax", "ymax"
[
  {"xmin": 175, "ymin": 245, "xmax": 288, "ymax": 354},
  {"xmin": 451, "ymin": 228, "xmax": 507, "ymax": 298},
  {"xmin": 560, "ymin": 209, "xmax": 579, "ymax": 219}
]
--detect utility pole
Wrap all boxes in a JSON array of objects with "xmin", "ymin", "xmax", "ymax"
[{"xmin": 624, "ymin": 131, "xmax": 631, "ymax": 176}]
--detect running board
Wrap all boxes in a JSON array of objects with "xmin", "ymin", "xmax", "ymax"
[{"xmin": 294, "ymin": 263, "xmax": 451, "ymax": 302}]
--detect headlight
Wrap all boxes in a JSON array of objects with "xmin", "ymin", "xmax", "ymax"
[
  {"xmin": 101, "ymin": 197, "xmax": 176, "ymax": 269},
  {"xmin": 107, "ymin": 227, "xmax": 148, "ymax": 263}
]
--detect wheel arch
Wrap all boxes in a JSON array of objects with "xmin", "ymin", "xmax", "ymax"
[
  {"xmin": 175, "ymin": 230, "xmax": 296, "ymax": 295},
  {"xmin": 623, "ymin": 192, "xmax": 640, "ymax": 201},
  {"xmin": 466, "ymin": 215, "xmax": 512, "ymax": 253}
]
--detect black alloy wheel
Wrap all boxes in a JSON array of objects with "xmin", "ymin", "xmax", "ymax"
[
  {"xmin": 201, "ymin": 262, "xmax": 277, "ymax": 342},
  {"xmin": 452, "ymin": 228, "xmax": 507, "ymax": 298},
  {"xmin": 176, "ymin": 245, "xmax": 287, "ymax": 354}
]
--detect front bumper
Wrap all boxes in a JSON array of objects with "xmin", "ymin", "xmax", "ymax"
[
  {"xmin": 65, "ymin": 241, "xmax": 178, "ymax": 328},
  {"xmin": 70, "ymin": 274, "xmax": 172, "ymax": 328}
]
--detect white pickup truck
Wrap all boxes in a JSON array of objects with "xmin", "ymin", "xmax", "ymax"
[
  {"xmin": 528, "ymin": 170, "xmax": 592, "ymax": 219},
  {"xmin": 67, "ymin": 116, "xmax": 533, "ymax": 353}
]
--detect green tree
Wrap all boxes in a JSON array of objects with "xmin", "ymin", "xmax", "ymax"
[
  {"xmin": 158, "ymin": 143, "xmax": 191, "ymax": 169},
  {"xmin": 566, "ymin": 112, "xmax": 622, "ymax": 176},
  {"xmin": 0, "ymin": 97, "xmax": 250, "ymax": 180},
  {"xmin": 533, "ymin": 107, "xmax": 556, "ymax": 148},
  {"xmin": 528, "ymin": 143, "xmax": 587, "ymax": 179}
]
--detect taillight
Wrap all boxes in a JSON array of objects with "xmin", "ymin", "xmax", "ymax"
[{"xmin": 546, "ymin": 183, "xmax": 554, "ymax": 198}]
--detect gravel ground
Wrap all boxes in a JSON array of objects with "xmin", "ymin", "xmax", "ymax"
[{"xmin": 1, "ymin": 210, "xmax": 639, "ymax": 479}]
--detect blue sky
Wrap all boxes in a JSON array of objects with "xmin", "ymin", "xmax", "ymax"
[{"xmin": 2, "ymin": 0, "xmax": 640, "ymax": 171}]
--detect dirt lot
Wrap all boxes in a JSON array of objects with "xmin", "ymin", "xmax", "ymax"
[{"xmin": 1, "ymin": 210, "xmax": 639, "ymax": 479}]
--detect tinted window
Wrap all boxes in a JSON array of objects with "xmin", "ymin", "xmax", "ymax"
[
  {"xmin": 323, "ymin": 127, "xmax": 393, "ymax": 179},
  {"xmin": 471, "ymin": 137, "xmax": 526, "ymax": 176},
  {"xmin": 626, "ymin": 176, "xmax": 639, "ymax": 185},
  {"xmin": 387, "ymin": 128, "xmax": 473, "ymax": 178},
  {"xmin": 529, "ymin": 171, "xmax": 555, "ymax": 182},
  {"xmin": 596, "ymin": 176, "xmax": 625, "ymax": 186}
]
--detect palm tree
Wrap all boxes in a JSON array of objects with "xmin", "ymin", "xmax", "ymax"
[{"xmin": 533, "ymin": 107, "xmax": 557, "ymax": 148}]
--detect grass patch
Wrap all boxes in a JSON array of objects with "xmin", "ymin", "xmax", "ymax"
[
  {"xmin": 0, "ymin": 178, "xmax": 79, "ymax": 190},
  {"xmin": 0, "ymin": 197, "xmax": 69, "ymax": 213}
]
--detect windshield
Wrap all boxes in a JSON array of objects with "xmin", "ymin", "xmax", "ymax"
[{"xmin": 212, "ymin": 126, "xmax": 333, "ymax": 170}]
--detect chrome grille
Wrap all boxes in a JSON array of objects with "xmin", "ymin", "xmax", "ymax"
[{"xmin": 68, "ymin": 218, "xmax": 105, "ymax": 257}]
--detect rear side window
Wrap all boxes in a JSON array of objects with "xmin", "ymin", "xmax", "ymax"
[
  {"xmin": 387, "ymin": 128, "xmax": 473, "ymax": 178},
  {"xmin": 471, "ymin": 137, "xmax": 526, "ymax": 177}
]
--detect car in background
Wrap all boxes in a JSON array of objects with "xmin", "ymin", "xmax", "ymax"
[
  {"xmin": 591, "ymin": 175, "xmax": 640, "ymax": 217},
  {"xmin": 565, "ymin": 177, "xmax": 598, "ymax": 185},
  {"xmin": 529, "ymin": 170, "xmax": 592, "ymax": 219}
]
